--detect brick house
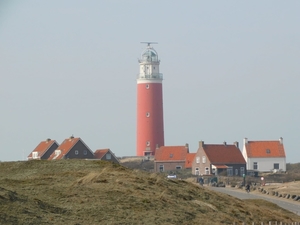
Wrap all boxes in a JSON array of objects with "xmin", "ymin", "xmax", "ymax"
[
  {"xmin": 28, "ymin": 138, "xmax": 59, "ymax": 160},
  {"xmin": 192, "ymin": 141, "xmax": 246, "ymax": 176},
  {"xmin": 94, "ymin": 149, "xmax": 120, "ymax": 164},
  {"xmin": 154, "ymin": 144, "xmax": 189, "ymax": 172},
  {"xmin": 48, "ymin": 136, "xmax": 94, "ymax": 160},
  {"xmin": 242, "ymin": 137, "xmax": 286, "ymax": 173}
]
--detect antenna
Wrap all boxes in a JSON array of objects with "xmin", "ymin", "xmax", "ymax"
[{"xmin": 140, "ymin": 42, "xmax": 158, "ymax": 47}]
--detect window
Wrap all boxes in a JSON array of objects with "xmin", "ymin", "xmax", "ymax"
[
  {"xmin": 253, "ymin": 162, "xmax": 258, "ymax": 170},
  {"xmin": 159, "ymin": 165, "xmax": 164, "ymax": 172},
  {"xmin": 146, "ymin": 84, "xmax": 149, "ymax": 89},
  {"xmin": 195, "ymin": 168, "xmax": 199, "ymax": 175},
  {"xmin": 55, "ymin": 150, "xmax": 61, "ymax": 156},
  {"xmin": 235, "ymin": 169, "xmax": 238, "ymax": 176},
  {"xmin": 227, "ymin": 167, "xmax": 233, "ymax": 176},
  {"xmin": 205, "ymin": 167, "xmax": 209, "ymax": 175},
  {"xmin": 146, "ymin": 141, "xmax": 150, "ymax": 146},
  {"xmin": 266, "ymin": 149, "xmax": 271, "ymax": 154},
  {"xmin": 83, "ymin": 150, "xmax": 87, "ymax": 155},
  {"xmin": 202, "ymin": 156, "xmax": 206, "ymax": 163},
  {"xmin": 240, "ymin": 167, "xmax": 245, "ymax": 177},
  {"xmin": 32, "ymin": 152, "xmax": 38, "ymax": 159},
  {"xmin": 274, "ymin": 163, "xmax": 279, "ymax": 170},
  {"xmin": 75, "ymin": 150, "xmax": 79, "ymax": 155},
  {"xmin": 106, "ymin": 153, "xmax": 111, "ymax": 160},
  {"xmin": 212, "ymin": 168, "xmax": 216, "ymax": 175},
  {"xmin": 176, "ymin": 166, "xmax": 182, "ymax": 170},
  {"xmin": 196, "ymin": 157, "xmax": 200, "ymax": 163},
  {"xmin": 169, "ymin": 154, "xmax": 173, "ymax": 158},
  {"xmin": 146, "ymin": 112, "xmax": 150, "ymax": 117}
]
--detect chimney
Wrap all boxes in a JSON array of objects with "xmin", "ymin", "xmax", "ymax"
[
  {"xmin": 223, "ymin": 141, "xmax": 227, "ymax": 146},
  {"xmin": 244, "ymin": 138, "xmax": 248, "ymax": 145},
  {"xmin": 46, "ymin": 138, "xmax": 51, "ymax": 142},
  {"xmin": 234, "ymin": 141, "xmax": 239, "ymax": 148},
  {"xmin": 199, "ymin": 141, "xmax": 204, "ymax": 148},
  {"xmin": 279, "ymin": 137, "xmax": 283, "ymax": 144},
  {"xmin": 185, "ymin": 143, "xmax": 189, "ymax": 153}
]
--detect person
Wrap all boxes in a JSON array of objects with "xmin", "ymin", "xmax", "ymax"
[
  {"xmin": 245, "ymin": 183, "xmax": 250, "ymax": 193},
  {"xmin": 199, "ymin": 177, "xmax": 204, "ymax": 186}
]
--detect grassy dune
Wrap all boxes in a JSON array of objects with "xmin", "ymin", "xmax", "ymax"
[{"xmin": 0, "ymin": 160, "xmax": 299, "ymax": 225}]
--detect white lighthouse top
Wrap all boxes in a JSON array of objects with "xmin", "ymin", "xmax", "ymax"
[
  {"xmin": 139, "ymin": 42, "xmax": 159, "ymax": 63},
  {"xmin": 137, "ymin": 42, "xmax": 162, "ymax": 82}
]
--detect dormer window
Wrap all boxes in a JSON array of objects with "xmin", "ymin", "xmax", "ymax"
[
  {"xmin": 170, "ymin": 154, "xmax": 173, "ymax": 158},
  {"xmin": 55, "ymin": 150, "xmax": 61, "ymax": 156},
  {"xmin": 32, "ymin": 152, "xmax": 38, "ymax": 159},
  {"xmin": 266, "ymin": 149, "xmax": 271, "ymax": 154}
]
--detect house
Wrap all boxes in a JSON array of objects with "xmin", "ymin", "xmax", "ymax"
[
  {"xmin": 154, "ymin": 144, "xmax": 189, "ymax": 172},
  {"xmin": 94, "ymin": 149, "xmax": 120, "ymax": 164},
  {"xmin": 48, "ymin": 136, "xmax": 94, "ymax": 160},
  {"xmin": 242, "ymin": 137, "xmax": 286, "ymax": 173},
  {"xmin": 192, "ymin": 141, "xmax": 246, "ymax": 176},
  {"xmin": 28, "ymin": 138, "xmax": 59, "ymax": 160}
]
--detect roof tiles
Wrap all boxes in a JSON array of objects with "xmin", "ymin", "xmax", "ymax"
[
  {"xmin": 245, "ymin": 140, "xmax": 286, "ymax": 158},
  {"xmin": 155, "ymin": 146, "xmax": 189, "ymax": 161},
  {"xmin": 94, "ymin": 149, "xmax": 109, "ymax": 159},
  {"xmin": 203, "ymin": 144, "xmax": 245, "ymax": 164}
]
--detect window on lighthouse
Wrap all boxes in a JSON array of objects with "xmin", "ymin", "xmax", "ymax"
[
  {"xmin": 146, "ymin": 84, "xmax": 149, "ymax": 89},
  {"xmin": 146, "ymin": 141, "xmax": 150, "ymax": 146},
  {"xmin": 146, "ymin": 112, "xmax": 150, "ymax": 117}
]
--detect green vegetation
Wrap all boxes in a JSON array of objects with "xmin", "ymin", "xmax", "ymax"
[{"xmin": 0, "ymin": 160, "xmax": 299, "ymax": 224}]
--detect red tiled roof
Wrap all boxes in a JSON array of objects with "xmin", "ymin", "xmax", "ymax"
[
  {"xmin": 28, "ymin": 139, "xmax": 58, "ymax": 159},
  {"xmin": 155, "ymin": 146, "xmax": 189, "ymax": 161},
  {"xmin": 185, "ymin": 153, "xmax": 196, "ymax": 168},
  {"xmin": 245, "ymin": 140, "xmax": 286, "ymax": 158},
  {"xmin": 203, "ymin": 144, "xmax": 246, "ymax": 164},
  {"xmin": 48, "ymin": 137, "xmax": 80, "ymax": 160},
  {"xmin": 94, "ymin": 149, "xmax": 109, "ymax": 159}
]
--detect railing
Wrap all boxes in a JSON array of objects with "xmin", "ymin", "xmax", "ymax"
[{"xmin": 137, "ymin": 73, "xmax": 163, "ymax": 80}]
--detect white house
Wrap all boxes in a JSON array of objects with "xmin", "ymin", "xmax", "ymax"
[{"xmin": 242, "ymin": 137, "xmax": 286, "ymax": 173}]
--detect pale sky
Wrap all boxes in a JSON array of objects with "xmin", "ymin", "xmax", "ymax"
[{"xmin": 0, "ymin": 1, "xmax": 299, "ymax": 163}]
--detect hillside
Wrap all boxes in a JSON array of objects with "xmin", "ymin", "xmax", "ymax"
[{"xmin": 0, "ymin": 160, "xmax": 299, "ymax": 225}]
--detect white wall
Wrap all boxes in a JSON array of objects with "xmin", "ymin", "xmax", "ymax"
[{"xmin": 247, "ymin": 157, "xmax": 286, "ymax": 172}]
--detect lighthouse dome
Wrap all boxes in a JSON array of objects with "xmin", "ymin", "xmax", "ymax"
[{"xmin": 141, "ymin": 47, "xmax": 158, "ymax": 62}]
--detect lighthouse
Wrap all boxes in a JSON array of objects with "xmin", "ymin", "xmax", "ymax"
[{"xmin": 136, "ymin": 43, "xmax": 164, "ymax": 156}]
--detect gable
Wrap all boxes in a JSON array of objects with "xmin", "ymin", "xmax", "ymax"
[{"xmin": 245, "ymin": 141, "xmax": 286, "ymax": 158}]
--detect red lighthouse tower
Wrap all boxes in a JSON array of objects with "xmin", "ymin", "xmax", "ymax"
[{"xmin": 136, "ymin": 43, "xmax": 164, "ymax": 156}]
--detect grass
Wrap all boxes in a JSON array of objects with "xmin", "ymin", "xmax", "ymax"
[{"xmin": 0, "ymin": 160, "xmax": 299, "ymax": 224}]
